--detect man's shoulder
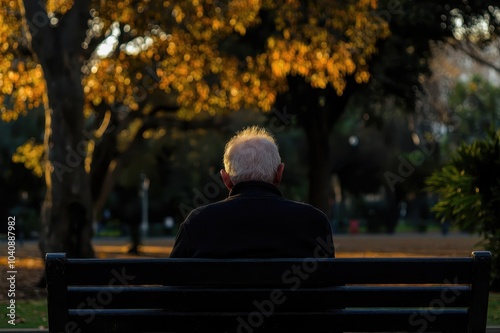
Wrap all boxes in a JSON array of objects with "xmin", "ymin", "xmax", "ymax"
[
  {"xmin": 182, "ymin": 199, "xmax": 229, "ymax": 223},
  {"xmin": 191, "ymin": 196, "xmax": 326, "ymax": 215},
  {"xmin": 183, "ymin": 196, "xmax": 329, "ymax": 227},
  {"xmin": 280, "ymin": 198, "xmax": 328, "ymax": 216}
]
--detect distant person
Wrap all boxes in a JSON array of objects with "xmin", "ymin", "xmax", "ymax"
[{"xmin": 170, "ymin": 126, "xmax": 335, "ymax": 258}]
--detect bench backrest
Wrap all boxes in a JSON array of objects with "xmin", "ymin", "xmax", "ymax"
[{"xmin": 45, "ymin": 251, "xmax": 491, "ymax": 333}]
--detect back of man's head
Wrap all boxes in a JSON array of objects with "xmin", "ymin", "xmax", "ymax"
[{"xmin": 223, "ymin": 126, "xmax": 281, "ymax": 184}]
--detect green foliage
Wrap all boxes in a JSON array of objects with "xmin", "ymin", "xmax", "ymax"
[
  {"xmin": 448, "ymin": 75, "xmax": 500, "ymax": 143},
  {"xmin": 427, "ymin": 132, "xmax": 500, "ymax": 231},
  {"xmin": 426, "ymin": 131, "xmax": 500, "ymax": 285}
]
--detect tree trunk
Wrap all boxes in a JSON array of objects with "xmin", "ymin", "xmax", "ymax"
[
  {"xmin": 23, "ymin": 0, "xmax": 94, "ymax": 258},
  {"xmin": 284, "ymin": 75, "xmax": 354, "ymax": 214},
  {"xmin": 301, "ymin": 111, "xmax": 332, "ymax": 214}
]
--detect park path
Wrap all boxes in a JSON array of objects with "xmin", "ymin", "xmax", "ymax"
[{"xmin": 92, "ymin": 232, "xmax": 485, "ymax": 258}]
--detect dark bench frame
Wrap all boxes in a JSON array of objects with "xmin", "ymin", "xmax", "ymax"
[{"xmin": 46, "ymin": 251, "xmax": 491, "ymax": 332}]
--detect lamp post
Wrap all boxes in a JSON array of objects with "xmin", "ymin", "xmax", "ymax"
[
  {"xmin": 140, "ymin": 173, "xmax": 150, "ymax": 237},
  {"xmin": 347, "ymin": 135, "xmax": 359, "ymax": 234}
]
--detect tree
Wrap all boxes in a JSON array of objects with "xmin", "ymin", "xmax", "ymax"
[
  {"xmin": 448, "ymin": 75, "xmax": 500, "ymax": 143},
  {"xmin": 252, "ymin": 1, "xmax": 390, "ymax": 213},
  {"xmin": 2, "ymin": 0, "xmax": 392, "ymax": 258},
  {"xmin": 1, "ymin": 1, "xmax": 94, "ymax": 257},
  {"xmin": 235, "ymin": 0, "xmax": 500, "ymax": 212},
  {"xmin": 1, "ymin": 0, "xmax": 268, "ymax": 258},
  {"xmin": 88, "ymin": 0, "xmax": 390, "ymax": 215}
]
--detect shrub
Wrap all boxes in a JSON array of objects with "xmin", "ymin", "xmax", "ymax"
[{"xmin": 426, "ymin": 131, "xmax": 500, "ymax": 288}]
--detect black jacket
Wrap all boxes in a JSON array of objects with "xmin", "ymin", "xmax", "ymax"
[{"xmin": 170, "ymin": 181, "xmax": 335, "ymax": 258}]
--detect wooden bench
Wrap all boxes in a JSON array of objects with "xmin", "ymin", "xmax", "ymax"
[{"xmin": 45, "ymin": 251, "xmax": 491, "ymax": 332}]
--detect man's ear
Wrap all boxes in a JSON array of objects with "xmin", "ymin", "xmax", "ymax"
[
  {"xmin": 220, "ymin": 169, "xmax": 234, "ymax": 190},
  {"xmin": 273, "ymin": 163, "xmax": 285, "ymax": 186}
]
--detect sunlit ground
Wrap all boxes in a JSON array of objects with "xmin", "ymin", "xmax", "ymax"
[
  {"xmin": 0, "ymin": 256, "xmax": 43, "ymax": 269},
  {"xmin": 0, "ymin": 249, "xmax": 448, "ymax": 271},
  {"xmin": 0, "ymin": 232, "xmax": 484, "ymax": 270}
]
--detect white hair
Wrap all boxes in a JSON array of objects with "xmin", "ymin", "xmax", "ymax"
[{"xmin": 223, "ymin": 126, "xmax": 281, "ymax": 184}]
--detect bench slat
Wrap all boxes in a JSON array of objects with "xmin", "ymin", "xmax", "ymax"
[
  {"xmin": 64, "ymin": 257, "xmax": 474, "ymax": 285},
  {"xmin": 67, "ymin": 285, "xmax": 471, "ymax": 309},
  {"xmin": 67, "ymin": 309, "xmax": 469, "ymax": 332}
]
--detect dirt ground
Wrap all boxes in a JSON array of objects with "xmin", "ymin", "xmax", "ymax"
[{"xmin": 0, "ymin": 232, "xmax": 485, "ymax": 301}]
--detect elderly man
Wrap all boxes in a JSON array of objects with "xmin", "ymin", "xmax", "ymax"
[{"xmin": 170, "ymin": 126, "xmax": 334, "ymax": 258}]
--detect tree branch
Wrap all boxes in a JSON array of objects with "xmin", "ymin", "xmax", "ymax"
[
  {"xmin": 58, "ymin": 0, "xmax": 91, "ymax": 54},
  {"xmin": 22, "ymin": 0, "xmax": 51, "ymax": 57},
  {"xmin": 451, "ymin": 39, "xmax": 500, "ymax": 74}
]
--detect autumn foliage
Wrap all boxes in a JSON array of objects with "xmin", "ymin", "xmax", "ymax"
[
  {"xmin": 1, "ymin": 0, "xmax": 390, "ymax": 181},
  {"xmin": 3, "ymin": 0, "xmax": 387, "ymax": 119}
]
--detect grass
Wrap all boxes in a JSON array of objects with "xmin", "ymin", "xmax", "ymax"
[
  {"xmin": 489, "ymin": 293, "xmax": 500, "ymax": 325},
  {"xmin": 0, "ymin": 299, "xmax": 48, "ymax": 329},
  {"xmin": 1, "ymin": 294, "xmax": 500, "ymax": 329}
]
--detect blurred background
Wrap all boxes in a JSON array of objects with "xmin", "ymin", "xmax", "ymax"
[{"xmin": 1, "ymin": 0, "xmax": 499, "ymax": 263}]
